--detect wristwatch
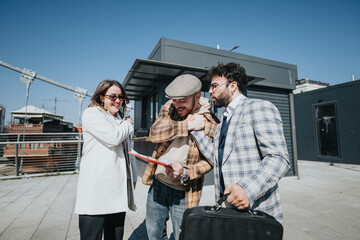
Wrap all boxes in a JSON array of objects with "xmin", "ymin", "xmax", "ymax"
[{"xmin": 180, "ymin": 167, "xmax": 190, "ymax": 184}]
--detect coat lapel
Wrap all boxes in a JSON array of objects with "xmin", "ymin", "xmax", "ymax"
[
  {"xmin": 221, "ymin": 96, "xmax": 248, "ymax": 166},
  {"xmin": 213, "ymin": 123, "xmax": 221, "ymax": 166}
]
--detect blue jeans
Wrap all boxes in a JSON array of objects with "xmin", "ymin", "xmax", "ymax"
[{"xmin": 146, "ymin": 178, "xmax": 186, "ymax": 240}]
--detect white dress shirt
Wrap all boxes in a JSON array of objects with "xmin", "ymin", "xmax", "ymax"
[{"xmin": 223, "ymin": 94, "xmax": 244, "ymax": 122}]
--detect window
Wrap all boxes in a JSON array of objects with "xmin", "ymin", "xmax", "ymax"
[
  {"xmin": 144, "ymin": 92, "xmax": 159, "ymax": 129},
  {"xmin": 315, "ymin": 103, "xmax": 340, "ymax": 158}
]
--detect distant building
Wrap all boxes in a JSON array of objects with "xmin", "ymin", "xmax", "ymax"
[
  {"xmin": 3, "ymin": 105, "xmax": 78, "ymax": 174},
  {"xmin": 293, "ymin": 78, "xmax": 330, "ymax": 94},
  {"xmin": 294, "ymin": 79, "xmax": 360, "ymax": 164},
  {"xmin": 9, "ymin": 105, "xmax": 75, "ymax": 133},
  {"xmin": 0, "ymin": 104, "xmax": 5, "ymax": 132}
]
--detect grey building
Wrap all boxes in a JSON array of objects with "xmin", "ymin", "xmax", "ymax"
[
  {"xmin": 123, "ymin": 38, "xmax": 298, "ymax": 177},
  {"xmin": 294, "ymin": 79, "xmax": 360, "ymax": 164}
]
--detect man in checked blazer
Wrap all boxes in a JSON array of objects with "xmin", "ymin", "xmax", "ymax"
[{"xmin": 189, "ymin": 62, "xmax": 290, "ymax": 223}]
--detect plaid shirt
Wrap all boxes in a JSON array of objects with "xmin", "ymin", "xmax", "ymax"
[{"xmin": 142, "ymin": 99, "xmax": 218, "ymax": 208}]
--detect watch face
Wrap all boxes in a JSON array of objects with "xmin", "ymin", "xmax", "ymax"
[{"xmin": 180, "ymin": 174, "xmax": 189, "ymax": 184}]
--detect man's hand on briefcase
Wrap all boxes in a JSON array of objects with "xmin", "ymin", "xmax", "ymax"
[{"xmin": 224, "ymin": 184, "xmax": 250, "ymax": 209}]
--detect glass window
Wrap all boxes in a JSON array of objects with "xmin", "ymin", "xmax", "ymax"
[
  {"xmin": 144, "ymin": 92, "xmax": 159, "ymax": 130},
  {"xmin": 145, "ymin": 96, "xmax": 153, "ymax": 129},
  {"xmin": 315, "ymin": 103, "xmax": 340, "ymax": 157},
  {"xmin": 150, "ymin": 96, "xmax": 154, "ymax": 125},
  {"xmin": 155, "ymin": 93, "xmax": 159, "ymax": 119}
]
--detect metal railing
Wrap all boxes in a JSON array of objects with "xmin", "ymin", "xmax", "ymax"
[{"xmin": 0, "ymin": 133, "xmax": 83, "ymax": 178}]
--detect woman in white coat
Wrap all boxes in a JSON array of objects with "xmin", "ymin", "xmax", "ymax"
[{"xmin": 75, "ymin": 80, "xmax": 136, "ymax": 240}]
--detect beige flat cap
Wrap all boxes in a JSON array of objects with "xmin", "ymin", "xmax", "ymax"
[{"xmin": 165, "ymin": 74, "xmax": 202, "ymax": 99}]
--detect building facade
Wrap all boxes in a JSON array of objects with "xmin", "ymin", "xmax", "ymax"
[{"xmin": 294, "ymin": 79, "xmax": 360, "ymax": 164}]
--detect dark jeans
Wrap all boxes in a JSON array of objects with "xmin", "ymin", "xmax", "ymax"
[{"xmin": 79, "ymin": 212, "xmax": 126, "ymax": 240}]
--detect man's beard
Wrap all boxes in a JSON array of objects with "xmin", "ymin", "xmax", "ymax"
[
  {"xmin": 214, "ymin": 97, "xmax": 227, "ymax": 108},
  {"xmin": 169, "ymin": 95, "xmax": 196, "ymax": 121},
  {"xmin": 179, "ymin": 95, "xmax": 196, "ymax": 118},
  {"xmin": 213, "ymin": 91, "xmax": 231, "ymax": 108}
]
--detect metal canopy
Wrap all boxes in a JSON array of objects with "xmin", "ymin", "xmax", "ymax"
[{"xmin": 122, "ymin": 59, "xmax": 266, "ymax": 100}]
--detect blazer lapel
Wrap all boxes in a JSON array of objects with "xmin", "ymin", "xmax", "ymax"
[
  {"xmin": 221, "ymin": 96, "xmax": 248, "ymax": 166},
  {"xmin": 213, "ymin": 124, "xmax": 221, "ymax": 166}
]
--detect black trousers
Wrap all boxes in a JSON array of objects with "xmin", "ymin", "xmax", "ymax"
[{"xmin": 79, "ymin": 212, "xmax": 126, "ymax": 240}]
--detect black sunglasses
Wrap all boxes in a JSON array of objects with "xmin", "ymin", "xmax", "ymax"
[
  {"xmin": 105, "ymin": 94, "xmax": 125, "ymax": 101},
  {"xmin": 209, "ymin": 82, "xmax": 228, "ymax": 91}
]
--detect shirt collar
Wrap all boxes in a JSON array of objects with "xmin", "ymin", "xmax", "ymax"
[{"xmin": 223, "ymin": 94, "xmax": 244, "ymax": 120}]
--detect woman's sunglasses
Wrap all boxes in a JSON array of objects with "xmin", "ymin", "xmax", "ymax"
[{"xmin": 105, "ymin": 94, "xmax": 125, "ymax": 101}]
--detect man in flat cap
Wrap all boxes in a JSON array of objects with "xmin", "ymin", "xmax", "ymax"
[{"xmin": 142, "ymin": 74, "xmax": 218, "ymax": 240}]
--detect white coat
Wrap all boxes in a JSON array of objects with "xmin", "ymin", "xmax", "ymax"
[{"xmin": 75, "ymin": 106, "xmax": 136, "ymax": 215}]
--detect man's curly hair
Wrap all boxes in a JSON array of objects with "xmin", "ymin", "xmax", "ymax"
[{"xmin": 208, "ymin": 62, "xmax": 248, "ymax": 92}]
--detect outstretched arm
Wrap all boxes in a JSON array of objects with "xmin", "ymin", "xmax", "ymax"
[{"xmin": 190, "ymin": 130, "xmax": 215, "ymax": 165}]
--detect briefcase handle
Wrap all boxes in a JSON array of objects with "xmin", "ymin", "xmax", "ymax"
[
  {"xmin": 216, "ymin": 193, "xmax": 230, "ymax": 207},
  {"xmin": 215, "ymin": 193, "xmax": 255, "ymax": 214}
]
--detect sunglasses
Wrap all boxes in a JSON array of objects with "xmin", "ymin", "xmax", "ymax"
[
  {"xmin": 209, "ymin": 82, "xmax": 228, "ymax": 91},
  {"xmin": 105, "ymin": 94, "xmax": 125, "ymax": 101}
]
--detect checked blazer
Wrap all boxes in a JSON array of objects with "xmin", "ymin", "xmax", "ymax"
[{"xmin": 191, "ymin": 95, "xmax": 290, "ymax": 222}]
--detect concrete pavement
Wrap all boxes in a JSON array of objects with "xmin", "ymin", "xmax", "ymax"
[{"xmin": 0, "ymin": 160, "xmax": 359, "ymax": 239}]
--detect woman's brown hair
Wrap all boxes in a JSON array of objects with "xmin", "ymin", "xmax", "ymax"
[{"xmin": 89, "ymin": 80, "xmax": 129, "ymax": 118}]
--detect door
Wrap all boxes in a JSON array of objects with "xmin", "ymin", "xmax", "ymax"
[{"xmin": 315, "ymin": 103, "xmax": 340, "ymax": 158}]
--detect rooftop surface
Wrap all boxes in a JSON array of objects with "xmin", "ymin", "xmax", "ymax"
[{"xmin": 1, "ymin": 160, "xmax": 359, "ymax": 240}]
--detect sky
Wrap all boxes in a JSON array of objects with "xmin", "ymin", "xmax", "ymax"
[{"xmin": 1, "ymin": 0, "xmax": 359, "ymax": 125}]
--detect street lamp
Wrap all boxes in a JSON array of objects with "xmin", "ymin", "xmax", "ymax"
[{"xmin": 229, "ymin": 45, "xmax": 239, "ymax": 52}]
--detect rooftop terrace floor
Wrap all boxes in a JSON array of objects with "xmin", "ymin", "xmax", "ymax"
[{"xmin": 0, "ymin": 160, "xmax": 359, "ymax": 240}]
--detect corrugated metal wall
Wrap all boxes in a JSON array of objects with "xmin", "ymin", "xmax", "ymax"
[{"xmin": 247, "ymin": 88, "xmax": 295, "ymax": 176}]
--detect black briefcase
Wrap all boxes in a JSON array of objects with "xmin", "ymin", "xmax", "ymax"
[{"xmin": 179, "ymin": 194, "xmax": 283, "ymax": 240}]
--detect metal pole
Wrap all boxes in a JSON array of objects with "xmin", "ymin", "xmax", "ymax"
[
  {"xmin": 54, "ymin": 97, "xmax": 57, "ymax": 114},
  {"xmin": 0, "ymin": 61, "xmax": 92, "ymax": 97},
  {"xmin": 289, "ymin": 93, "xmax": 299, "ymax": 179},
  {"xmin": 15, "ymin": 143, "xmax": 19, "ymax": 176},
  {"xmin": 18, "ymin": 68, "xmax": 36, "ymax": 176}
]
